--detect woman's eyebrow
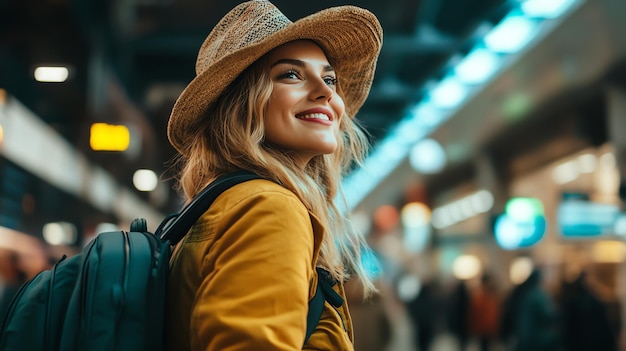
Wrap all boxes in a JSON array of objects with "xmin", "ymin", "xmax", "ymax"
[{"xmin": 271, "ymin": 58, "xmax": 335, "ymax": 72}]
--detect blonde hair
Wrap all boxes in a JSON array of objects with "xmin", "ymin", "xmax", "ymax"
[{"xmin": 172, "ymin": 50, "xmax": 376, "ymax": 295}]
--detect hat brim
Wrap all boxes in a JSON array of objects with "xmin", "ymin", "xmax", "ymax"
[{"xmin": 167, "ymin": 5, "xmax": 382, "ymax": 154}]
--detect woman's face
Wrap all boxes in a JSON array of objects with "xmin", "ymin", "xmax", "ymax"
[{"xmin": 264, "ymin": 40, "xmax": 345, "ymax": 166}]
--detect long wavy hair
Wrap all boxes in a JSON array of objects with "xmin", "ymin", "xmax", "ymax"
[{"xmin": 172, "ymin": 47, "xmax": 375, "ymax": 295}]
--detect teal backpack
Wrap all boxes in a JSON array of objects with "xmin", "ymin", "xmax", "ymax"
[{"xmin": 0, "ymin": 171, "xmax": 340, "ymax": 350}]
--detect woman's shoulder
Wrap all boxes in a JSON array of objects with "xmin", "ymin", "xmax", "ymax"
[
  {"xmin": 223, "ymin": 178, "xmax": 295, "ymax": 198},
  {"xmin": 187, "ymin": 178, "xmax": 314, "ymax": 242},
  {"xmin": 214, "ymin": 178, "xmax": 306, "ymax": 213}
]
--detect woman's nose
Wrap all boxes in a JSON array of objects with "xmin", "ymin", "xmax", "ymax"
[{"xmin": 309, "ymin": 78, "xmax": 334, "ymax": 102}]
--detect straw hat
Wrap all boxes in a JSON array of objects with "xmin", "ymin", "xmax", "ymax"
[{"xmin": 167, "ymin": 0, "xmax": 383, "ymax": 154}]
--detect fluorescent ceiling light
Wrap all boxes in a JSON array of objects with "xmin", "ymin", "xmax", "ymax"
[
  {"xmin": 377, "ymin": 138, "xmax": 408, "ymax": 163},
  {"xmin": 522, "ymin": 0, "xmax": 574, "ymax": 18},
  {"xmin": 454, "ymin": 48, "xmax": 500, "ymax": 84},
  {"xmin": 34, "ymin": 66, "xmax": 69, "ymax": 82},
  {"xmin": 429, "ymin": 76, "xmax": 467, "ymax": 108},
  {"xmin": 409, "ymin": 102, "xmax": 445, "ymax": 128},
  {"xmin": 394, "ymin": 118, "xmax": 426, "ymax": 145},
  {"xmin": 409, "ymin": 138, "xmax": 446, "ymax": 174},
  {"xmin": 341, "ymin": 0, "xmax": 574, "ymax": 212},
  {"xmin": 43, "ymin": 222, "xmax": 77, "ymax": 245},
  {"xmin": 452, "ymin": 255, "xmax": 481, "ymax": 280},
  {"xmin": 484, "ymin": 16, "xmax": 537, "ymax": 53},
  {"xmin": 552, "ymin": 160, "xmax": 579, "ymax": 184},
  {"xmin": 133, "ymin": 169, "xmax": 158, "ymax": 192}
]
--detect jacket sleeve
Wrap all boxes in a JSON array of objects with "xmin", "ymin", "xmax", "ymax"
[{"xmin": 190, "ymin": 190, "xmax": 315, "ymax": 351}]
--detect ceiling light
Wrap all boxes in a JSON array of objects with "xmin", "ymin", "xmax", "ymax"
[
  {"xmin": 394, "ymin": 118, "xmax": 426, "ymax": 145},
  {"xmin": 454, "ymin": 48, "xmax": 500, "ymax": 84},
  {"xmin": 452, "ymin": 255, "xmax": 481, "ymax": 280},
  {"xmin": 521, "ymin": 0, "xmax": 575, "ymax": 18},
  {"xmin": 409, "ymin": 102, "xmax": 445, "ymax": 128},
  {"xmin": 377, "ymin": 137, "xmax": 409, "ymax": 163},
  {"xmin": 133, "ymin": 169, "xmax": 158, "ymax": 192},
  {"xmin": 474, "ymin": 190, "xmax": 495, "ymax": 213},
  {"xmin": 505, "ymin": 197, "xmax": 545, "ymax": 222},
  {"xmin": 429, "ymin": 76, "xmax": 467, "ymax": 108},
  {"xmin": 87, "ymin": 167, "xmax": 118, "ymax": 212},
  {"xmin": 552, "ymin": 160, "xmax": 579, "ymax": 184},
  {"xmin": 431, "ymin": 207, "xmax": 451, "ymax": 229},
  {"xmin": 577, "ymin": 153, "xmax": 597, "ymax": 173},
  {"xmin": 494, "ymin": 214, "xmax": 525, "ymax": 249},
  {"xmin": 401, "ymin": 202, "xmax": 431, "ymax": 228},
  {"xmin": 484, "ymin": 16, "xmax": 537, "ymax": 54},
  {"xmin": 34, "ymin": 66, "xmax": 69, "ymax": 82},
  {"xmin": 600, "ymin": 152, "xmax": 616, "ymax": 170},
  {"xmin": 409, "ymin": 138, "xmax": 446, "ymax": 174},
  {"xmin": 43, "ymin": 221, "xmax": 77, "ymax": 245},
  {"xmin": 510, "ymin": 257, "xmax": 534, "ymax": 284}
]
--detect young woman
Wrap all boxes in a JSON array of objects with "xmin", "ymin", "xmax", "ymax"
[{"xmin": 165, "ymin": 1, "xmax": 382, "ymax": 350}]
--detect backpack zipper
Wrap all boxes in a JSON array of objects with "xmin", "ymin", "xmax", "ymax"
[
  {"xmin": 45, "ymin": 255, "xmax": 67, "ymax": 351},
  {"xmin": 79, "ymin": 238, "xmax": 98, "ymax": 338},
  {"xmin": 112, "ymin": 231, "xmax": 131, "ymax": 350}
]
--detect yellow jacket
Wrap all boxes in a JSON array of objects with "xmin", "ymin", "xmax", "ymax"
[{"xmin": 166, "ymin": 179, "xmax": 355, "ymax": 350}]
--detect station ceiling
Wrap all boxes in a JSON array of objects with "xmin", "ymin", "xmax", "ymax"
[{"xmin": 0, "ymin": 0, "xmax": 510, "ymax": 214}]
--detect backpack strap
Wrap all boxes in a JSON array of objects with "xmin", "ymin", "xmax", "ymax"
[
  {"xmin": 305, "ymin": 267, "xmax": 345, "ymax": 345},
  {"xmin": 156, "ymin": 170, "xmax": 261, "ymax": 245},
  {"xmin": 305, "ymin": 278, "xmax": 325, "ymax": 344}
]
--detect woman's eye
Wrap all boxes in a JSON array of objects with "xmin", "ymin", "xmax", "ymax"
[
  {"xmin": 324, "ymin": 76, "xmax": 338, "ymax": 86},
  {"xmin": 278, "ymin": 69, "xmax": 300, "ymax": 80}
]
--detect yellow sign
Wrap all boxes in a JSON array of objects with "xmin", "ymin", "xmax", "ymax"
[{"xmin": 89, "ymin": 123, "xmax": 130, "ymax": 151}]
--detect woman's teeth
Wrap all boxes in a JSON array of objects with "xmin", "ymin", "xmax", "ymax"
[{"xmin": 296, "ymin": 113, "xmax": 330, "ymax": 121}]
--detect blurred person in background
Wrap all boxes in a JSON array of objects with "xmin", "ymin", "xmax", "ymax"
[
  {"xmin": 345, "ymin": 277, "xmax": 392, "ymax": 351},
  {"xmin": 405, "ymin": 278, "xmax": 438, "ymax": 351},
  {"xmin": 558, "ymin": 271, "xmax": 618, "ymax": 351},
  {"xmin": 446, "ymin": 278, "xmax": 470, "ymax": 351},
  {"xmin": 510, "ymin": 268, "xmax": 562, "ymax": 351},
  {"xmin": 499, "ymin": 271, "xmax": 532, "ymax": 349},
  {"xmin": 0, "ymin": 249, "xmax": 27, "ymax": 318},
  {"xmin": 468, "ymin": 273, "xmax": 501, "ymax": 351}
]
